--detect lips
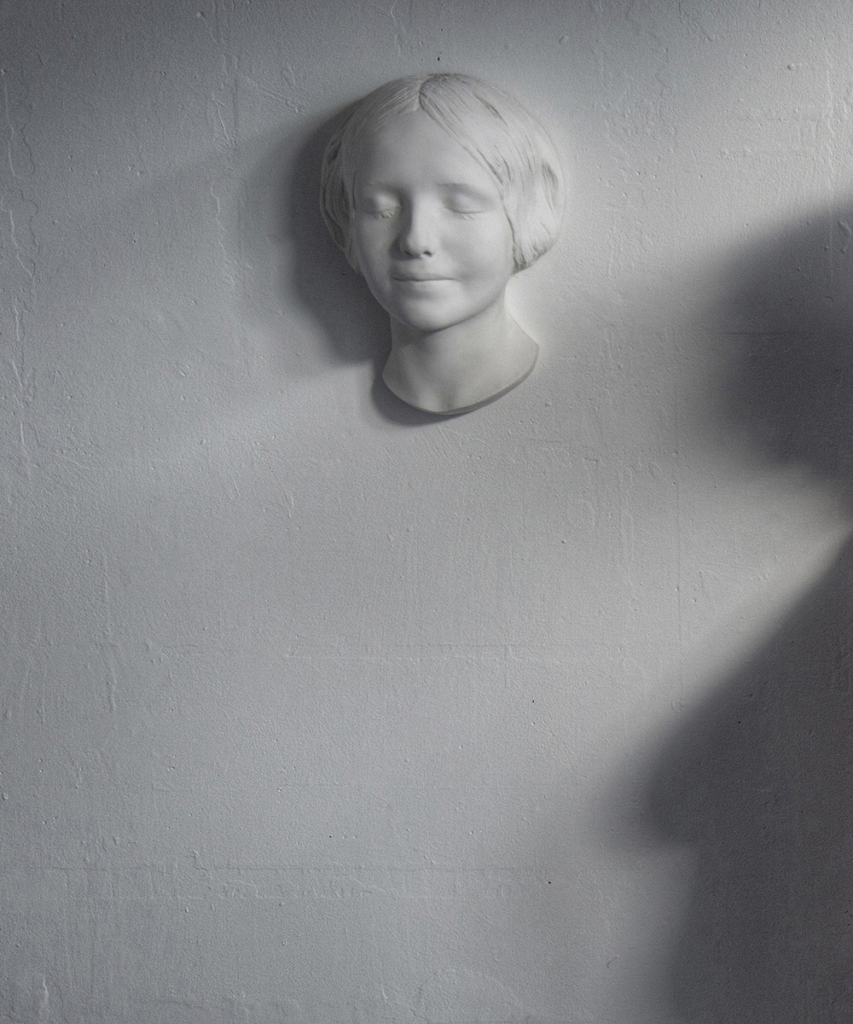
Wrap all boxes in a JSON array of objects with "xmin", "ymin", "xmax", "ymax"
[{"xmin": 391, "ymin": 274, "xmax": 451, "ymax": 282}]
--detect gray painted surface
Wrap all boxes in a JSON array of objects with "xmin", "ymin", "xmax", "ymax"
[{"xmin": 2, "ymin": 1, "xmax": 851, "ymax": 1021}]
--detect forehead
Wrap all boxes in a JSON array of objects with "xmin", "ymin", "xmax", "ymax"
[{"xmin": 353, "ymin": 110, "xmax": 500, "ymax": 195}]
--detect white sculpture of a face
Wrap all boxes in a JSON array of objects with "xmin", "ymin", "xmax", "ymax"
[
  {"xmin": 351, "ymin": 110, "xmax": 516, "ymax": 338},
  {"xmin": 320, "ymin": 74, "xmax": 564, "ymax": 416}
]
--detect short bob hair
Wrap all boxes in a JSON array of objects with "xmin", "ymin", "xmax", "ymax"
[{"xmin": 320, "ymin": 73, "xmax": 565, "ymax": 274}]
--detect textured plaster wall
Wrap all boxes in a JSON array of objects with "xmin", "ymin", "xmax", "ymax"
[{"xmin": 2, "ymin": 1, "xmax": 853, "ymax": 1021}]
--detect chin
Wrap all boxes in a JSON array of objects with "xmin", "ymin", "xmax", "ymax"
[
  {"xmin": 393, "ymin": 294, "xmax": 498, "ymax": 333},
  {"xmin": 397, "ymin": 314, "xmax": 460, "ymax": 333},
  {"xmin": 389, "ymin": 304, "xmax": 460, "ymax": 333}
]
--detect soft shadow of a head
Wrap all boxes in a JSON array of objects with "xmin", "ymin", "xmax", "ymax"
[
  {"xmin": 719, "ymin": 204, "xmax": 853, "ymax": 497},
  {"xmin": 631, "ymin": 202, "xmax": 853, "ymax": 1022},
  {"xmin": 646, "ymin": 541, "xmax": 853, "ymax": 1022}
]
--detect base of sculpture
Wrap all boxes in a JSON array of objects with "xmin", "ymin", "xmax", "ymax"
[{"xmin": 380, "ymin": 318, "xmax": 539, "ymax": 415}]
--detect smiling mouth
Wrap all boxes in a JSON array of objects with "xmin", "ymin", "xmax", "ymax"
[{"xmin": 392, "ymin": 275, "xmax": 451, "ymax": 283}]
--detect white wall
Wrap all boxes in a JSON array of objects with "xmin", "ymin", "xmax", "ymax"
[{"xmin": 3, "ymin": 1, "xmax": 852, "ymax": 1021}]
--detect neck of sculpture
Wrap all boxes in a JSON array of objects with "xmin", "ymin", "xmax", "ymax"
[{"xmin": 381, "ymin": 300, "xmax": 539, "ymax": 415}]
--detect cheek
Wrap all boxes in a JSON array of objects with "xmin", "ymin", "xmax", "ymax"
[
  {"xmin": 454, "ymin": 210, "xmax": 513, "ymax": 260},
  {"xmin": 351, "ymin": 221, "xmax": 390, "ymax": 271},
  {"xmin": 458, "ymin": 224, "xmax": 515, "ymax": 286}
]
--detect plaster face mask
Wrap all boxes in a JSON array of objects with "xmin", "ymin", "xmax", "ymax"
[
  {"xmin": 351, "ymin": 110, "xmax": 517, "ymax": 338},
  {"xmin": 321, "ymin": 74, "xmax": 564, "ymax": 416}
]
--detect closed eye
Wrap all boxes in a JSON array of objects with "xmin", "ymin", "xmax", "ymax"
[
  {"xmin": 355, "ymin": 191, "xmax": 401, "ymax": 219},
  {"xmin": 440, "ymin": 184, "xmax": 495, "ymax": 218},
  {"xmin": 358, "ymin": 203, "xmax": 400, "ymax": 219}
]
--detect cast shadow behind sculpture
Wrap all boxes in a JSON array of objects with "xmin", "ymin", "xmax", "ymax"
[
  {"xmin": 276, "ymin": 109, "xmax": 448, "ymax": 425},
  {"xmin": 284, "ymin": 111, "xmax": 388, "ymax": 359},
  {"xmin": 646, "ymin": 205, "xmax": 853, "ymax": 1023},
  {"xmin": 241, "ymin": 107, "xmax": 398, "ymax": 414}
]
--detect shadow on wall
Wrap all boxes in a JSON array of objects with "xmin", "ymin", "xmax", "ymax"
[
  {"xmin": 649, "ymin": 551, "xmax": 853, "ymax": 1021},
  {"xmin": 718, "ymin": 204, "xmax": 853, "ymax": 493},
  {"xmin": 645, "ymin": 202, "xmax": 853, "ymax": 1022},
  {"xmin": 282, "ymin": 109, "xmax": 390, "ymax": 368},
  {"xmin": 260, "ymin": 106, "xmax": 449, "ymax": 425}
]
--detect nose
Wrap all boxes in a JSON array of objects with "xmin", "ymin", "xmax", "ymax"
[{"xmin": 397, "ymin": 201, "xmax": 437, "ymax": 257}]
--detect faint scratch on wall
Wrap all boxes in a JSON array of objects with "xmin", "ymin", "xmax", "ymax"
[
  {"xmin": 838, "ymin": 220, "xmax": 852, "ymax": 255},
  {"xmin": 210, "ymin": 182, "xmax": 238, "ymax": 292},
  {"xmin": 389, "ymin": 0, "xmax": 416, "ymax": 59},
  {"xmin": 1, "ymin": 68, "xmax": 39, "ymax": 516}
]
